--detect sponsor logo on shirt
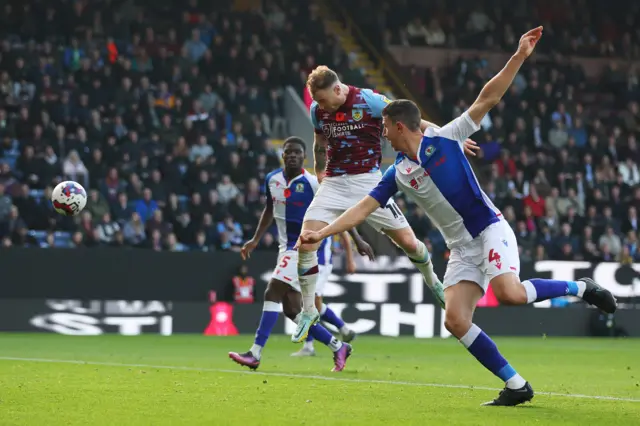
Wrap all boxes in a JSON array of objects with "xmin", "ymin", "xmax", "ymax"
[{"xmin": 322, "ymin": 122, "xmax": 366, "ymax": 138}]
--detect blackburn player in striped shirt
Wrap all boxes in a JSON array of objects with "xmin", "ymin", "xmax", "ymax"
[
  {"xmin": 297, "ymin": 27, "xmax": 617, "ymax": 405},
  {"xmin": 229, "ymin": 137, "xmax": 373, "ymax": 372}
]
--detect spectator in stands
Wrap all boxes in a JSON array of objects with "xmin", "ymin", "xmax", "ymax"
[
  {"xmin": 0, "ymin": 184, "xmax": 11, "ymax": 223},
  {"xmin": 62, "ymin": 150, "xmax": 89, "ymax": 188},
  {"xmin": 217, "ymin": 175, "xmax": 239, "ymax": 204},
  {"xmin": 96, "ymin": 213, "xmax": 120, "ymax": 245},
  {"xmin": 135, "ymin": 188, "xmax": 159, "ymax": 223},
  {"xmin": 123, "ymin": 212, "xmax": 146, "ymax": 247}
]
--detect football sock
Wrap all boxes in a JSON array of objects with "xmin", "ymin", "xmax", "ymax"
[
  {"xmin": 460, "ymin": 324, "xmax": 526, "ymax": 389},
  {"xmin": 320, "ymin": 303, "xmax": 348, "ymax": 333},
  {"xmin": 521, "ymin": 279, "xmax": 586, "ymax": 303},
  {"xmin": 298, "ymin": 250, "xmax": 319, "ymax": 314},
  {"xmin": 304, "ymin": 333, "xmax": 315, "ymax": 350},
  {"xmin": 251, "ymin": 301, "xmax": 280, "ymax": 359},
  {"xmin": 294, "ymin": 313, "xmax": 342, "ymax": 352},
  {"xmin": 405, "ymin": 240, "xmax": 441, "ymax": 288}
]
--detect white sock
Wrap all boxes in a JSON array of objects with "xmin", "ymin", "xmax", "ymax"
[
  {"xmin": 576, "ymin": 280, "xmax": 587, "ymax": 298},
  {"xmin": 405, "ymin": 240, "xmax": 440, "ymax": 288},
  {"xmin": 328, "ymin": 337, "xmax": 343, "ymax": 352},
  {"xmin": 506, "ymin": 373, "xmax": 527, "ymax": 389},
  {"xmin": 298, "ymin": 250, "xmax": 319, "ymax": 314},
  {"xmin": 303, "ymin": 341, "xmax": 314, "ymax": 350},
  {"xmin": 320, "ymin": 303, "xmax": 328, "ymax": 315},
  {"xmin": 250, "ymin": 344, "xmax": 262, "ymax": 359},
  {"xmin": 339, "ymin": 325, "xmax": 350, "ymax": 334}
]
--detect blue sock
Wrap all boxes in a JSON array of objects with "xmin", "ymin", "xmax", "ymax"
[
  {"xmin": 522, "ymin": 279, "xmax": 585, "ymax": 303},
  {"xmin": 460, "ymin": 324, "xmax": 526, "ymax": 389},
  {"xmin": 320, "ymin": 303, "xmax": 345, "ymax": 330},
  {"xmin": 252, "ymin": 301, "xmax": 280, "ymax": 356},
  {"xmin": 309, "ymin": 323, "xmax": 342, "ymax": 352},
  {"xmin": 305, "ymin": 333, "xmax": 314, "ymax": 344}
]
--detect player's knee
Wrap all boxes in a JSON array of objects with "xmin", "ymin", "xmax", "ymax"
[
  {"xmin": 387, "ymin": 228, "xmax": 418, "ymax": 253},
  {"xmin": 444, "ymin": 310, "xmax": 472, "ymax": 338},
  {"xmin": 264, "ymin": 287, "xmax": 281, "ymax": 303},
  {"xmin": 491, "ymin": 276, "xmax": 527, "ymax": 305}
]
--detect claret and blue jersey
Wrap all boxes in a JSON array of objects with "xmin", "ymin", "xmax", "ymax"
[
  {"xmin": 265, "ymin": 168, "xmax": 332, "ymax": 265},
  {"xmin": 369, "ymin": 112, "xmax": 502, "ymax": 249},
  {"xmin": 310, "ymin": 86, "xmax": 391, "ymax": 177}
]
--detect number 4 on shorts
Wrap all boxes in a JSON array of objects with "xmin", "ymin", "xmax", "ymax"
[{"xmin": 488, "ymin": 249, "xmax": 501, "ymax": 263}]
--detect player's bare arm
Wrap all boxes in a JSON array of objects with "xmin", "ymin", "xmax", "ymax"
[
  {"xmin": 313, "ymin": 132, "xmax": 328, "ymax": 181},
  {"xmin": 468, "ymin": 26, "xmax": 542, "ymax": 125},
  {"xmin": 296, "ymin": 196, "xmax": 380, "ymax": 247},
  {"xmin": 241, "ymin": 200, "xmax": 274, "ymax": 260}
]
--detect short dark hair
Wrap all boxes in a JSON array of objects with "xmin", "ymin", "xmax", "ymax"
[
  {"xmin": 382, "ymin": 99, "xmax": 421, "ymax": 132},
  {"xmin": 306, "ymin": 65, "xmax": 339, "ymax": 95},
  {"xmin": 283, "ymin": 136, "xmax": 306, "ymax": 152}
]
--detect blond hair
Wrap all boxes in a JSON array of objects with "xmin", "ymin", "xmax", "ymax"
[{"xmin": 306, "ymin": 65, "xmax": 339, "ymax": 95}]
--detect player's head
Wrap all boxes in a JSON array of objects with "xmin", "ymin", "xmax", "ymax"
[
  {"xmin": 282, "ymin": 137, "xmax": 306, "ymax": 172},
  {"xmin": 307, "ymin": 66, "xmax": 346, "ymax": 112},
  {"xmin": 381, "ymin": 99, "xmax": 422, "ymax": 152}
]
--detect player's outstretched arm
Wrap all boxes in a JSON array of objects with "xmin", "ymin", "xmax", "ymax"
[
  {"xmin": 313, "ymin": 133, "xmax": 329, "ymax": 182},
  {"xmin": 240, "ymin": 199, "xmax": 273, "ymax": 260},
  {"xmin": 296, "ymin": 196, "xmax": 380, "ymax": 247},
  {"xmin": 468, "ymin": 26, "xmax": 542, "ymax": 125}
]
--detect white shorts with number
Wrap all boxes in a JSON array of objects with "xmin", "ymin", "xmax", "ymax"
[
  {"xmin": 271, "ymin": 250, "xmax": 332, "ymax": 295},
  {"xmin": 304, "ymin": 172, "xmax": 408, "ymax": 232},
  {"xmin": 443, "ymin": 220, "xmax": 520, "ymax": 293}
]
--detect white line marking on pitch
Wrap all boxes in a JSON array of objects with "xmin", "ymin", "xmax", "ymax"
[{"xmin": 1, "ymin": 356, "xmax": 638, "ymax": 403}]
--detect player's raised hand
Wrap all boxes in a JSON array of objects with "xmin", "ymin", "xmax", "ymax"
[
  {"xmin": 240, "ymin": 239, "xmax": 258, "ymax": 260},
  {"xmin": 463, "ymin": 139, "xmax": 481, "ymax": 157},
  {"xmin": 516, "ymin": 26, "xmax": 543, "ymax": 58}
]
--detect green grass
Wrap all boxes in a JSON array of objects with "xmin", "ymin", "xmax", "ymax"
[{"xmin": 1, "ymin": 334, "xmax": 639, "ymax": 425}]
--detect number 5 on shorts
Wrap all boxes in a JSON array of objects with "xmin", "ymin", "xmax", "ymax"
[{"xmin": 279, "ymin": 256, "xmax": 290, "ymax": 268}]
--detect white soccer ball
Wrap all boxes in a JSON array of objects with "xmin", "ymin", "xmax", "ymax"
[{"xmin": 51, "ymin": 181, "xmax": 87, "ymax": 216}]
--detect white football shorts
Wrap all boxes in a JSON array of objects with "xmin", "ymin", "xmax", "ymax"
[
  {"xmin": 443, "ymin": 220, "xmax": 520, "ymax": 292},
  {"xmin": 271, "ymin": 250, "xmax": 332, "ymax": 295},
  {"xmin": 304, "ymin": 172, "xmax": 408, "ymax": 232}
]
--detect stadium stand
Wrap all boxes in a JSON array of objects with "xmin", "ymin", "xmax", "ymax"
[
  {"xmin": 339, "ymin": 0, "xmax": 640, "ymax": 263},
  {"xmin": 2, "ymin": 0, "xmax": 640, "ymax": 265},
  {"xmin": 0, "ymin": 0, "xmax": 362, "ymax": 251}
]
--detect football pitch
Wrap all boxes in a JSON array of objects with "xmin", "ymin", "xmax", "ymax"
[{"xmin": 1, "ymin": 334, "xmax": 639, "ymax": 425}]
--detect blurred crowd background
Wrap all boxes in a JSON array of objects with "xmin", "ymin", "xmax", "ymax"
[{"xmin": 0, "ymin": 0, "xmax": 639, "ymax": 266}]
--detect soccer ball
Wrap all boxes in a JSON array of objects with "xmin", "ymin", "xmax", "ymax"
[{"xmin": 51, "ymin": 181, "xmax": 87, "ymax": 216}]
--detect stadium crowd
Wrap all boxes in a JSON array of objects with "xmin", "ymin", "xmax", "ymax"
[
  {"xmin": 1, "ymin": 0, "xmax": 639, "ymax": 265},
  {"xmin": 0, "ymin": 0, "xmax": 358, "ymax": 252},
  {"xmin": 374, "ymin": 1, "xmax": 640, "ymax": 263},
  {"xmin": 348, "ymin": 0, "xmax": 640, "ymax": 59}
]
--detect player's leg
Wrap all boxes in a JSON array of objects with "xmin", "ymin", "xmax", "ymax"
[
  {"xmin": 293, "ymin": 179, "xmax": 345, "ymax": 343},
  {"xmin": 484, "ymin": 221, "xmax": 617, "ymax": 313},
  {"xmin": 444, "ymin": 281, "xmax": 533, "ymax": 406},
  {"xmin": 315, "ymin": 264, "xmax": 355, "ymax": 341},
  {"xmin": 293, "ymin": 219, "xmax": 325, "ymax": 342},
  {"xmin": 292, "ymin": 295, "xmax": 322, "ymax": 356},
  {"xmin": 228, "ymin": 278, "xmax": 290, "ymax": 370},
  {"xmin": 283, "ymin": 290, "xmax": 352, "ymax": 372},
  {"xmin": 382, "ymin": 225, "xmax": 445, "ymax": 307},
  {"xmin": 292, "ymin": 293, "xmax": 355, "ymax": 357},
  {"xmin": 443, "ymin": 242, "xmax": 533, "ymax": 406}
]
